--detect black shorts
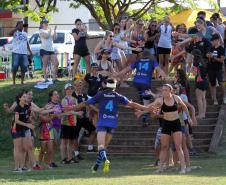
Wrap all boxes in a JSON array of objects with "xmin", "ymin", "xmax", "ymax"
[
  {"xmin": 60, "ymin": 125, "xmax": 76, "ymax": 139},
  {"xmin": 75, "ymin": 118, "xmax": 96, "ymax": 138},
  {"xmin": 157, "ymin": 47, "xmax": 171, "ymax": 55},
  {"xmin": 73, "ymin": 47, "xmax": 89, "ymax": 57},
  {"xmin": 161, "ymin": 119, "xmax": 181, "ymax": 136},
  {"xmin": 40, "ymin": 49, "xmax": 55, "ymax": 57},
  {"xmin": 208, "ymin": 70, "xmax": 223, "ymax": 86},
  {"xmin": 195, "ymin": 80, "xmax": 209, "ymax": 91}
]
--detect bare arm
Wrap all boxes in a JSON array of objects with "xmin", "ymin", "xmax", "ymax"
[
  {"xmin": 156, "ymin": 66, "xmax": 166, "ymax": 78},
  {"xmin": 15, "ymin": 112, "xmax": 34, "ymax": 129},
  {"xmin": 114, "ymin": 66, "xmax": 132, "ymax": 77},
  {"xmin": 72, "ymin": 31, "xmax": 80, "ymax": 41},
  {"xmin": 3, "ymin": 102, "xmax": 17, "ymax": 113},
  {"xmin": 94, "ymin": 40, "xmax": 104, "ymax": 54}
]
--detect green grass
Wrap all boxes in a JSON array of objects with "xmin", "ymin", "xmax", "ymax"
[
  {"xmin": 1, "ymin": 155, "xmax": 226, "ymax": 185},
  {"xmin": 0, "ymin": 76, "xmax": 69, "ymax": 157},
  {"xmin": 1, "ymin": 75, "xmax": 226, "ymax": 185}
]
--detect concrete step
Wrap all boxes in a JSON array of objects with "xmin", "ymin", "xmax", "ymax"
[
  {"xmin": 119, "ymin": 105, "xmax": 220, "ymax": 112},
  {"xmin": 118, "ymin": 118, "xmax": 218, "ymax": 125},
  {"xmin": 79, "ymin": 144, "xmax": 209, "ymax": 153},
  {"xmin": 118, "ymin": 112, "xmax": 219, "ymax": 119},
  {"xmin": 81, "ymin": 138, "xmax": 211, "ymax": 146},
  {"xmin": 116, "ymin": 124, "xmax": 216, "ymax": 132},
  {"xmin": 109, "ymin": 131, "xmax": 213, "ymax": 139}
]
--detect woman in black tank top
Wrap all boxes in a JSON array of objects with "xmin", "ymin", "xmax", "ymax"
[
  {"xmin": 71, "ymin": 19, "xmax": 91, "ymax": 78},
  {"xmin": 140, "ymin": 84, "xmax": 193, "ymax": 174}
]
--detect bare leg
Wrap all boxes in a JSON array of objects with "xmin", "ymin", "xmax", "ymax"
[
  {"xmin": 73, "ymin": 54, "xmax": 81, "ymax": 78},
  {"xmin": 84, "ymin": 55, "xmax": 91, "ymax": 74},
  {"xmin": 42, "ymin": 55, "xmax": 50, "ymax": 81},
  {"xmin": 50, "ymin": 54, "xmax": 59, "ymax": 80},
  {"xmin": 172, "ymin": 131, "xmax": 186, "ymax": 173},
  {"xmin": 158, "ymin": 134, "xmax": 170, "ymax": 172}
]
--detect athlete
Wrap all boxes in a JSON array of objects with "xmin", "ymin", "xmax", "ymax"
[
  {"xmin": 85, "ymin": 78, "xmax": 155, "ymax": 174},
  {"xmin": 114, "ymin": 50, "xmax": 166, "ymax": 126}
]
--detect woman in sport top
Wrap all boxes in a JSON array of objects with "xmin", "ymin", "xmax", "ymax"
[
  {"xmin": 147, "ymin": 84, "xmax": 192, "ymax": 174},
  {"xmin": 72, "ymin": 19, "xmax": 90, "ymax": 77},
  {"xmin": 60, "ymin": 83, "xmax": 83, "ymax": 164}
]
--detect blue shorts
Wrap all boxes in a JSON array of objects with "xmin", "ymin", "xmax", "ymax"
[
  {"xmin": 11, "ymin": 130, "xmax": 25, "ymax": 139},
  {"xmin": 40, "ymin": 49, "xmax": 55, "ymax": 57},
  {"xmin": 133, "ymin": 82, "xmax": 152, "ymax": 100},
  {"xmin": 12, "ymin": 53, "xmax": 28, "ymax": 73},
  {"xmin": 96, "ymin": 126, "xmax": 115, "ymax": 134}
]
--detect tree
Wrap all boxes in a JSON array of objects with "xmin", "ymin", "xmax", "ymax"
[
  {"xmin": 0, "ymin": 0, "xmax": 58, "ymax": 22},
  {"xmin": 67, "ymin": 0, "xmax": 205, "ymax": 30},
  {"xmin": 68, "ymin": 0, "xmax": 170, "ymax": 30}
]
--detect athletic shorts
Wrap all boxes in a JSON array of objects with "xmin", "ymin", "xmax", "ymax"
[
  {"xmin": 60, "ymin": 125, "xmax": 76, "ymax": 139},
  {"xmin": 96, "ymin": 126, "xmax": 115, "ymax": 134},
  {"xmin": 133, "ymin": 82, "xmax": 152, "ymax": 100},
  {"xmin": 154, "ymin": 127, "xmax": 162, "ymax": 149},
  {"xmin": 11, "ymin": 130, "xmax": 25, "ymax": 139},
  {"xmin": 157, "ymin": 47, "xmax": 171, "ymax": 55},
  {"xmin": 12, "ymin": 53, "xmax": 28, "ymax": 73},
  {"xmin": 161, "ymin": 119, "xmax": 182, "ymax": 136},
  {"xmin": 75, "ymin": 118, "xmax": 96, "ymax": 138},
  {"xmin": 208, "ymin": 69, "xmax": 223, "ymax": 86},
  {"xmin": 40, "ymin": 49, "xmax": 55, "ymax": 57},
  {"xmin": 195, "ymin": 80, "xmax": 209, "ymax": 91}
]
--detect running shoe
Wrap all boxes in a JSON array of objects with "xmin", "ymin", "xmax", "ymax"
[
  {"xmin": 61, "ymin": 158, "xmax": 68, "ymax": 164},
  {"xmin": 67, "ymin": 158, "xmax": 78, "ymax": 164},
  {"xmin": 179, "ymin": 167, "xmax": 186, "ymax": 174},
  {"xmin": 12, "ymin": 168, "xmax": 22, "ymax": 173},
  {"xmin": 91, "ymin": 164, "xmax": 99, "ymax": 174},
  {"xmin": 51, "ymin": 162, "xmax": 58, "ymax": 168},
  {"xmin": 21, "ymin": 167, "xmax": 31, "ymax": 172},
  {"xmin": 154, "ymin": 159, "xmax": 159, "ymax": 167},
  {"xmin": 103, "ymin": 160, "xmax": 110, "ymax": 174},
  {"xmin": 48, "ymin": 163, "xmax": 58, "ymax": 169},
  {"xmin": 33, "ymin": 164, "xmax": 43, "ymax": 170}
]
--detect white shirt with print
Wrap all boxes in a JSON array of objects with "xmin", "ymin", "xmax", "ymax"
[{"xmin": 12, "ymin": 30, "xmax": 28, "ymax": 55}]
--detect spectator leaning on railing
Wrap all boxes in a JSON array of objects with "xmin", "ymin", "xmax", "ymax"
[{"xmin": 9, "ymin": 21, "xmax": 33, "ymax": 85}]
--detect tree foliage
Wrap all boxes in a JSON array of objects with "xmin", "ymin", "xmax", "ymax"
[{"xmin": 0, "ymin": 0, "xmax": 58, "ymax": 22}]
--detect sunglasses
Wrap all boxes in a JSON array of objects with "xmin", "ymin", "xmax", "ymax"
[
  {"xmin": 109, "ymin": 35, "xmax": 113, "ymax": 37},
  {"xmin": 151, "ymin": 25, "xmax": 157, "ymax": 27}
]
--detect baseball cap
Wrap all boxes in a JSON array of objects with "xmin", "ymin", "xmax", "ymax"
[
  {"xmin": 211, "ymin": 33, "xmax": 220, "ymax": 41},
  {"xmin": 91, "ymin": 63, "xmax": 98, "ymax": 68},
  {"xmin": 101, "ymin": 48, "xmax": 111, "ymax": 54},
  {"xmin": 41, "ymin": 18, "xmax": 49, "ymax": 24},
  {"xmin": 64, "ymin": 83, "xmax": 73, "ymax": 90}
]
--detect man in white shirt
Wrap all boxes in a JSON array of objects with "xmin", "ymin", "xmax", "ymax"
[{"xmin": 9, "ymin": 21, "xmax": 32, "ymax": 85}]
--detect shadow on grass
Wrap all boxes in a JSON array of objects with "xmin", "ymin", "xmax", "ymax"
[{"xmin": 1, "ymin": 155, "xmax": 226, "ymax": 182}]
